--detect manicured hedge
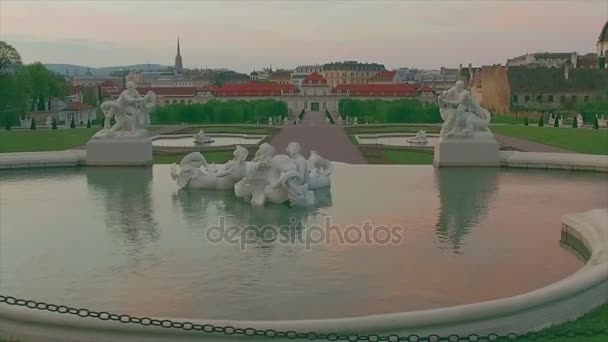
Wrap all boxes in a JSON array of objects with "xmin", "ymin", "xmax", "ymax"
[
  {"xmin": 338, "ymin": 99, "xmax": 441, "ymax": 123},
  {"xmin": 151, "ymin": 99, "xmax": 288, "ymax": 124}
]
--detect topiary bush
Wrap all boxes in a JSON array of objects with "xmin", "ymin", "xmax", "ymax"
[
  {"xmin": 572, "ymin": 117, "xmax": 578, "ymax": 128},
  {"xmin": 30, "ymin": 117, "xmax": 36, "ymax": 130},
  {"xmin": 538, "ymin": 116, "xmax": 544, "ymax": 127},
  {"xmin": 554, "ymin": 116, "xmax": 559, "ymax": 127},
  {"xmin": 593, "ymin": 116, "xmax": 599, "ymax": 129},
  {"xmin": 51, "ymin": 118, "xmax": 58, "ymax": 130},
  {"xmin": 86, "ymin": 119, "xmax": 91, "ymax": 128},
  {"xmin": 70, "ymin": 116, "xmax": 76, "ymax": 129},
  {"xmin": 524, "ymin": 117, "xmax": 529, "ymax": 126}
]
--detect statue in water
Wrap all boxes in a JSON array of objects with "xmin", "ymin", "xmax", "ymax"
[
  {"xmin": 94, "ymin": 82, "xmax": 156, "ymax": 138},
  {"xmin": 170, "ymin": 142, "xmax": 333, "ymax": 207}
]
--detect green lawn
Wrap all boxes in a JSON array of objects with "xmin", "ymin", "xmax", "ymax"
[
  {"xmin": 382, "ymin": 149, "xmax": 434, "ymax": 164},
  {"xmin": 492, "ymin": 125, "xmax": 608, "ymax": 155},
  {"xmin": 153, "ymin": 151, "xmax": 234, "ymax": 164},
  {"xmin": 0, "ymin": 128, "xmax": 100, "ymax": 153}
]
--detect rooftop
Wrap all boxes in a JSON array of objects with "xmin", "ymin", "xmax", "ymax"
[
  {"xmin": 368, "ymin": 70, "xmax": 396, "ymax": 81},
  {"xmin": 332, "ymin": 84, "xmax": 417, "ymax": 96},
  {"xmin": 302, "ymin": 72, "xmax": 328, "ymax": 86},
  {"xmin": 508, "ymin": 66, "xmax": 608, "ymax": 92}
]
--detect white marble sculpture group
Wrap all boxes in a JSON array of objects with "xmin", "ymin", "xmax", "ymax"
[
  {"xmin": 94, "ymin": 82, "xmax": 156, "ymax": 139},
  {"xmin": 437, "ymin": 80, "xmax": 492, "ymax": 138},
  {"xmin": 193, "ymin": 129, "xmax": 214, "ymax": 144},
  {"xmin": 170, "ymin": 142, "xmax": 333, "ymax": 207},
  {"xmin": 407, "ymin": 130, "xmax": 429, "ymax": 145}
]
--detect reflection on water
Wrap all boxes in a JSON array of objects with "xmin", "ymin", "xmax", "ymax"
[
  {"xmin": 171, "ymin": 187, "xmax": 333, "ymax": 248},
  {"xmin": 434, "ymin": 168, "xmax": 498, "ymax": 253},
  {"xmin": 86, "ymin": 167, "xmax": 159, "ymax": 245}
]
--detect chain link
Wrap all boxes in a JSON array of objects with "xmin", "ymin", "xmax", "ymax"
[{"xmin": 0, "ymin": 295, "xmax": 606, "ymax": 341}]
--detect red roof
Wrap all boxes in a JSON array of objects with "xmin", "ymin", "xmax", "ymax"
[
  {"xmin": 302, "ymin": 72, "xmax": 328, "ymax": 85},
  {"xmin": 215, "ymin": 82, "xmax": 299, "ymax": 97},
  {"xmin": 198, "ymin": 85, "xmax": 219, "ymax": 92},
  {"xmin": 100, "ymin": 80, "xmax": 117, "ymax": 88},
  {"xmin": 103, "ymin": 87, "xmax": 199, "ymax": 97},
  {"xmin": 332, "ymin": 84, "xmax": 417, "ymax": 97},
  {"xmin": 417, "ymin": 85, "xmax": 434, "ymax": 92},
  {"xmin": 368, "ymin": 70, "xmax": 396, "ymax": 81},
  {"xmin": 63, "ymin": 102, "xmax": 93, "ymax": 111}
]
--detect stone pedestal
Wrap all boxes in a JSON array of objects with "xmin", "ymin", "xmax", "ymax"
[
  {"xmin": 434, "ymin": 137, "xmax": 500, "ymax": 167},
  {"xmin": 86, "ymin": 137, "xmax": 152, "ymax": 166}
]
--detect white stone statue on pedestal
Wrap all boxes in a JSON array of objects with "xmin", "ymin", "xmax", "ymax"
[
  {"xmin": 558, "ymin": 115, "xmax": 563, "ymax": 127},
  {"xmin": 598, "ymin": 114, "xmax": 607, "ymax": 128},
  {"xmin": 548, "ymin": 114, "xmax": 555, "ymax": 126},
  {"xmin": 283, "ymin": 116, "xmax": 289, "ymax": 125},
  {"xmin": 434, "ymin": 81, "xmax": 499, "ymax": 166},
  {"xmin": 45, "ymin": 115, "xmax": 52, "ymax": 126},
  {"xmin": 86, "ymin": 82, "xmax": 156, "ymax": 165},
  {"xmin": 353, "ymin": 117, "xmax": 358, "ymax": 125},
  {"xmin": 268, "ymin": 116, "xmax": 273, "ymax": 125},
  {"xmin": 94, "ymin": 82, "xmax": 156, "ymax": 139}
]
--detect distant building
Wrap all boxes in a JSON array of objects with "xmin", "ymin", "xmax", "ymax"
[
  {"xmin": 367, "ymin": 70, "xmax": 397, "ymax": 84},
  {"xmin": 322, "ymin": 61, "xmax": 385, "ymax": 87},
  {"xmin": 71, "ymin": 75, "xmax": 123, "ymax": 87},
  {"xmin": 415, "ymin": 67, "xmax": 459, "ymax": 92},
  {"xmin": 291, "ymin": 64, "xmax": 323, "ymax": 87},
  {"xmin": 20, "ymin": 102, "xmax": 96, "ymax": 127},
  {"xmin": 597, "ymin": 20, "xmax": 607, "ymax": 68},
  {"xmin": 269, "ymin": 70, "xmax": 293, "ymax": 85},
  {"xmin": 508, "ymin": 66, "xmax": 608, "ymax": 110},
  {"xmin": 577, "ymin": 53, "xmax": 599, "ymax": 69},
  {"xmin": 249, "ymin": 68, "xmax": 272, "ymax": 82},
  {"xmin": 174, "ymin": 37, "xmax": 183, "ymax": 74},
  {"xmin": 506, "ymin": 52, "xmax": 578, "ymax": 68}
]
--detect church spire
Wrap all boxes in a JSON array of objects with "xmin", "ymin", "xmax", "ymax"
[{"xmin": 174, "ymin": 36, "xmax": 183, "ymax": 74}]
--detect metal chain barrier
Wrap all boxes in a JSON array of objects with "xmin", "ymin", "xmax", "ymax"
[{"xmin": 1, "ymin": 295, "xmax": 606, "ymax": 341}]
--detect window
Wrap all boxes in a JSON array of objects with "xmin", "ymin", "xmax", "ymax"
[
  {"xmin": 560, "ymin": 96, "xmax": 566, "ymax": 104},
  {"xmin": 547, "ymin": 95, "xmax": 554, "ymax": 102},
  {"xmin": 572, "ymin": 96, "xmax": 577, "ymax": 102},
  {"xmin": 584, "ymin": 96, "xmax": 589, "ymax": 102},
  {"xmin": 524, "ymin": 95, "xmax": 530, "ymax": 102},
  {"xmin": 536, "ymin": 95, "xmax": 542, "ymax": 102}
]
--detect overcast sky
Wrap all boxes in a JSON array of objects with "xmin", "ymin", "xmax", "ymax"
[{"xmin": 1, "ymin": 0, "xmax": 606, "ymax": 72}]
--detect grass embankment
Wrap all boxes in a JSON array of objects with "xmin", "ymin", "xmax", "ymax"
[
  {"xmin": 153, "ymin": 151, "xmax": 234, "ymax": 164},
  {"xmin": 492, "ymin": 125, "xmax": 608, "ymax": 155},
  {"xmin": 0, "ymin": 128, "xmax": 100, "ymax": 153}
]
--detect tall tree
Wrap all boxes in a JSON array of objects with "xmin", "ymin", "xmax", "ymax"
[{"xmin": 0, "ymin": 41, "xmax": 22, "ymax": 75}]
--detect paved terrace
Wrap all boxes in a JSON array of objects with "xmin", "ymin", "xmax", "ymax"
[{"xmin": 270, "ymin": 111, "xmax": 367, "ymax": 164}]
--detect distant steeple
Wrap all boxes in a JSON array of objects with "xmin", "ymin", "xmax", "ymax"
[{"xmin": 175, "ymin": 36, "xmax": 184, "ymax": 74}]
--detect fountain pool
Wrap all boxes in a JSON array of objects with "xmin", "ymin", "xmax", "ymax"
[
  {"xmin": 0, "ymin": 164, "xmax": 606, "ymax": 321},
  {"xmin": 152, "ymin": 134, "xmax": 265, "ymax": 147}
]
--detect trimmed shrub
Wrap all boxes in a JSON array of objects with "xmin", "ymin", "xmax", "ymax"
[
  {"xmin": 70, "ymin": 116, "xmax": 76, "ymax": 128},
  {"xmin": 51, "ymin": 118, "xmax": 58, "ymax": 129},
  {"xmin": 572, "ymin": 117, "xmax": 578, "ymax": 128},
  {"xmin": 538, "ymin": 116, "xmax": 544, "ymax": 127},
  {"xmin": 593, "ymin": 116, "xmax": 600, "ymax": 129},
  {"xmin": 553, "ymin": 117, "xmax": 559, "ymax": 127},
  {"xmin": 30, "ymin": 117, "xmax": 36, "ymax": 130},
  {"xmin": 524, "ymin": 117, "xmax": 529, "ymax": 126},
  {"xmin": 86, "ymin": 119, "xmax": 91, "ymax": 128}
]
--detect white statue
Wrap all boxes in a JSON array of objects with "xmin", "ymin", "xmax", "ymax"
[
  {"xmin": 268, "ymin": 116, "xmax": 273, "ymax": 125},
  {"xmin": 170, "ymin": 145, "xmax": 249, "ymax": 189},
  {"xmin": 598, "ymin": 114, "xmax": 607, "ymax": 128},
  {"xmin": 353, "ymin": 117, "xmax": 358, "ymax": 125},
  {"xmin": 407, "ymin": 130, "xmax": 429, "ymax": 145},
  {"xmin": 193, "ymin": 129, "xmax": 214, "ymax": 144},
  {"xmin": 577, "ymin": 114, "xmax": 584, "ymax": 128},
  {"xmin": 558, "ymin": 115, "xmax": 563, "ymax": 127},
  {"xmin": 306, "ymin": 150, "xmax": 333, "ymax": 190},
  {"xmin": 283, "ymin": 116, "xmax": 289, "ymax": 125},
  {"xmin": 94, "ymin": 82, "xmax": 156, "ymax": 138},
  {"xmin": 437, "ymin": 81, "xmax": 492, "ymax": 138},
  {"xmin": 548, "ymin": 114, "xmax": 555, "ymax": 126},
  {"xmin": 45, "ymin": 115, "xmax": 52, "ymax": 126},
  {"xmin": 337, "ymin": 116, "xmax": 343, "ymax": 125}
]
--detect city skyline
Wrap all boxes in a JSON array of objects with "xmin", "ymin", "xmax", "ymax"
[{"xmin": 1, "ymin": 0, "xmax": 606, "ymax": 72}]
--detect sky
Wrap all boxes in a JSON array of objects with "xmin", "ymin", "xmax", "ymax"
[{"xmin": 0, "ymin": 0, "xmax": 606, "ymax": 72}]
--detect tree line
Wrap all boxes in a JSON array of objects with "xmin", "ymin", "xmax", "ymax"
[
  {"xmin": 151, "ymin": 99, "xmax": 288, "ymax": 124},
  {"xmin": 338, "ymin": 98, "xmax": 441, "ymax": 123},
  {"xmin": 0, "ymin": 41, "xmax": 69, "ymax": 126}
]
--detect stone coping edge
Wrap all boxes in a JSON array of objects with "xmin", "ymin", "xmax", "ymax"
[{"xmin": 0, "ymin": 207, "xmax": 607, "ymax": 341}]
